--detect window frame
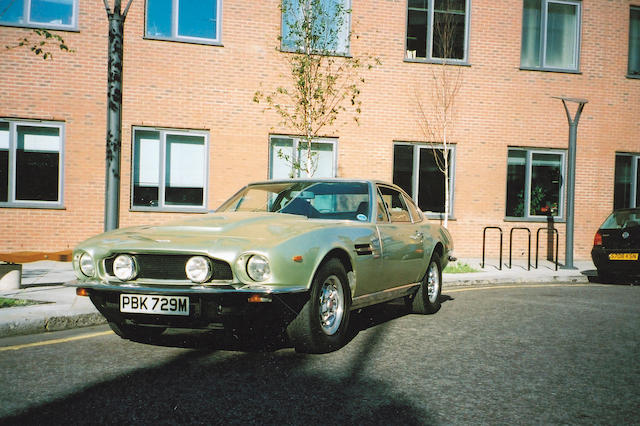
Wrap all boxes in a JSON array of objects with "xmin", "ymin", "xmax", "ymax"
[
  {"xmin": 280, "ymin": 0, "xmax": 352, "ymax": 56},
  {"xmin": 392, "ymin": 142, "xmax": 456, "ymax": 220},
  {"xmin": 130, "ymin": 126, "xmax": 209, "ymax": 213},
  {"xmin": 0, "ymin": 0, "xmax": 79, "ymax": 31},
  {"xmin": 505, "ymin": 147, "xmax": 567, "ymax": 221},
  {"xmin": 629, "ymin": 6, "xmax": 640, "ymax": 79},
  {"xmin": 614, "ymin": 152, "xmax": 640, "ymax": 209},
  {"xmin": 0, "ymin": 119, "xmax": 65, "ymax": 209},
  {"xmin": 144, "ymin": 0, "xmax": 223, "ymax": 46},
  {"xmin": 404, "ymin": 0, "xmax": 471, "ymax": 65},
  {"xmin": 519, "ymin": 0, "xmax": 582, "ymax": 73},
  {"xmin": 268, "ymin": 135, "xmax": 338, "ymax": 179},
  {"xmin": 376, "ymin": 184, "xmax": 424, "ymax": 224}
]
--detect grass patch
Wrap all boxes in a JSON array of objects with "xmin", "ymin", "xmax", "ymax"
[
  {"xmin": 444, "ymin": 262, "xmax": 481, "ymax": 274},
  {"xmin": 0, "ymin": 297, "xmax": 40, "ymax": 309}
]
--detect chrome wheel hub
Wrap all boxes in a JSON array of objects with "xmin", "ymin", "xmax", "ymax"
[
  {"xmin": 319, "ymin": 275, "xmax": 344, "ymax": 335},
  {"xmin": 426, "ymin": 261, "xmax": 440, "ymax": 303}
]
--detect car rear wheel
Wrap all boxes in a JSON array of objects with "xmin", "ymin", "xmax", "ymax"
[
  {"xmin": 410, "ymin": 255, "xmax": 442, "ymax": 314},
  {"xmin": 108, "ymin": 321, "xmax": 166, "ymax": 342},
  {"xmin": 286, "ymin": 258, "xmax": 351, "ymax": 353}
]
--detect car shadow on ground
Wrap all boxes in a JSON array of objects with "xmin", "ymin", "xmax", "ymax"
[
  {"xmin": 586, "ymin": 271, "xmax": 639, "ymax": 285},
  {"xmin": 1, "ymin": 310, "xmax": 440, "ymax": 424},
  {"xmin": 126, "ymin": 295, "xmax": 453, "ymax": 353}
]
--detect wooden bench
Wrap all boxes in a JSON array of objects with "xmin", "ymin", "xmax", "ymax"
[{"xmin": 0, "ymin": 250, "xmax": 73, "ymax": 264}]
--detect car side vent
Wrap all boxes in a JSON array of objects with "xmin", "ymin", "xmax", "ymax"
[{"xmin": 354, "ymin": 244, "xmax": 373, "ymax": 256}]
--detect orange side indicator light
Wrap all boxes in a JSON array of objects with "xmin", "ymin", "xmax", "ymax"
[
  {"xmin": 76, "ymin": 288, "xmax": 90, "ymax": 297},
  {"xmin": 248, "ymin": 294, "xmax": 272, "ymax": 303},
  {"xmin": 292, "ymin": 255, "xmax": 303, "ymax": 262}
]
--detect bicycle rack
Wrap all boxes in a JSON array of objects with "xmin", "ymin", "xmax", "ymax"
[
  {"xmin": 535, "ymin": 227, "xmax": 559, "ymax": 271},
  {"xmin": 482, "ymin": 226, "xmax": 503, "ymax": 270},
  {"xmin": 509, "ymin": 227, "xmax": 531, "ymax": 270}
]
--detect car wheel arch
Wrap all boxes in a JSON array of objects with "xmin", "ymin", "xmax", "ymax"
[
  {"xmin": 422, "ymin": 242, "xmax": 444, "ymax": 279},
  {"xmin": 312, "ymin": 248, "xmax": 355, "ymax": 298}
]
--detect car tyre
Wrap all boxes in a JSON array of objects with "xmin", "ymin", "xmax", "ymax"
[
  {"xmin": 286, "ymin": 258, "xmax": 351, "ymax": 354},
  {"xmin": 108, "ymin": 321, "xmax": 166, "ymax": 342},
  {"xmin": 410, "ymin": 255, "xmax": 442, "ymax": 314}
]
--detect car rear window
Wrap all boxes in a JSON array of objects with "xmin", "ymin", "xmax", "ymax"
[{"xmin": 601, "ymin": 210, "xmax": 640, "ymax": 229}]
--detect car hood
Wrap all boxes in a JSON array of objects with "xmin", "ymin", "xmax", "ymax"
[{"xmin": 76, "ymin": 212, "xmax": 344, "ymax": 258}]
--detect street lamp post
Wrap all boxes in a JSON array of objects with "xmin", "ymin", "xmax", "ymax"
[
  {"xmin": 103, "ymin": 0, "xmax": 132, "ymax": 232},
  {"xmin": 553, "ymin": 97, "xmax": 588, "ymax": 270}
]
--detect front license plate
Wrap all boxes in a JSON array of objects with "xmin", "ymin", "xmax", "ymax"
[
  {"xmin": 608, "ymin": 253, "xmax": 639, "ymax": 261},
  {"xmin": 120, "ymin": 294, "xmax": 189, "ymax": 316}
]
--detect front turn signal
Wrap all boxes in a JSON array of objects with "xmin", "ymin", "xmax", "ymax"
[
  {"xmin": 76, "ymin": 288, "xmax": 90, "ymax": 297},
  {"xmin": 248, "ymin": 294, "xmax": 272, "ymax": 303}
]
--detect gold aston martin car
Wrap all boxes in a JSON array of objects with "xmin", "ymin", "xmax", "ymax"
[{"xmin": 68, "ymin": 179, "xmax": 453, "ymax": 353}]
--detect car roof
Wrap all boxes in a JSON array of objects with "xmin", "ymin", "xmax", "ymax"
[
  {"xmin": 247, "ymin": 178, "xmax": 409, "ymax": 190},
  {"xmin": 612, "ymin": 207, "xmax": 640, "ymax": 212},
  {"xmin": 249, "ymin": 178, "xmax": 380, "ymax": 185}
]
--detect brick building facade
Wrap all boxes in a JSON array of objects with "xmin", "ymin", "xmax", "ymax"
[{"xmin": 1, "ymin": 0, "xmax": 639, "ymax": 261}]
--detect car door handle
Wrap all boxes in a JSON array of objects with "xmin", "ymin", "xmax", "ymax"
[{"xmin": 410, "ymin": 232, "xmax": 424, "ymax": 241}]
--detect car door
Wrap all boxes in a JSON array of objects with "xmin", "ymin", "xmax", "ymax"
[{"xmin": 374, "ymin": 185, "xmax": 427, "ymax": 289}]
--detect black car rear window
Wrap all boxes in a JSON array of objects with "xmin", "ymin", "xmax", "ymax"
[{"xmin": 601, "ymin": 209, "xmax": 640, "ymax": 229}]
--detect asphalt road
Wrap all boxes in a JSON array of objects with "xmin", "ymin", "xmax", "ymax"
[{"xmin": 1, "ymin": 283, "xmax": 639, "ymax": 425}]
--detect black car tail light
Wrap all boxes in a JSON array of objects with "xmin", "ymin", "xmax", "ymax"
[{"xmin": 593, "ymin": 230, "xmax": 603, "ymax": 247}]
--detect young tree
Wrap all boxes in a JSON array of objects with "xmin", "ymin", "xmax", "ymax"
[
  {"xmin": 254, "ymin": 0, "xmax": 378, "ymax": 177},
  {"xmin": 4, "ymin": 29, "xmax": 73, "ymax": 60},
  {"xmin": 1, "ymin": 0, "xmax": 74, "ymax": 60},
  {"xmin": 415, "ymin": 0, "xmax": 464, "ymax": 228}
]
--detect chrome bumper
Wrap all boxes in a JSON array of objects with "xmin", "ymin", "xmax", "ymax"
[{"xmin": 65, "ymin": 279, "xmax": 308, "ymax": 295}]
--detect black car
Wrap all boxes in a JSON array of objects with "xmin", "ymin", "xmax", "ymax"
[{"xmin": 591, "ymin": 208, "xmax": 640, "ymax": 281}]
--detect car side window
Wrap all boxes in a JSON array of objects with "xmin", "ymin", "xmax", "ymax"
[
  {"xmin": 378, "ymin": 186, "xmax": 411, "ymax": 223},
  {"xmin": 376, "ymin": 189, "xmax": 390, "ymax": 222},
  {"xmin": 403, "ymin": 193, "xmax": 423, "ymax": 223}
]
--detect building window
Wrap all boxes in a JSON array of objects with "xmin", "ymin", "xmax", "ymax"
[
  {"xmin": 629, "ymin": 7, "xmax": 640, "ymax": 77},
  {"xmin": 392, "ymin": 143, "xmax": 456, "ymax": 216},
  {"xmin": 0, "ymin": 0, "xmax": 78, "ymax": 30},
  {"xmin": 0, "ymin": 120, "xmax": 64, "ymax": 208},
  {"xmin": 406, "ymin": 0, "xmax": 470, "ymax": 62},
  {"xmin": 505, "ymin": 148, "xmax": 565, "ymax": 220},
  {"xmin": 146, "ymin": 0, "xmax": 221, "ymax": 44},
  {"xmin": 520, "ymin": 0, "xmax": 581, "ymax": 72},
  {"xmin": 132, "ymin": 128, "xmax": 208, "ymax": 211},
  {"xmin": 269, "ymin": 135, "xmax": 337, "ymax": 179},
  {"xmin": 614, "ymin": 153, "xmax": 640, "ymax": 209},
  {"xmin": 281, "ymin": 0, "xmax": 350, "ymax": 55}
]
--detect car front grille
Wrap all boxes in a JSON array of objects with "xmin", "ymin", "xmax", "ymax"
[{"xmin": 104, "ymin": 254, "xmax": 233, "ymax": 282}]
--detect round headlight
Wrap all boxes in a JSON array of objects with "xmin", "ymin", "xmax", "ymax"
[
  {"xmin": 79, "ymin": 253, "xmax": 95, "ymax": 277},
  {"xmin": 246, "ymin": 255, "xmax": 271, "ymax": 282},
  {"xmin": 113, "ymin": 254, "xmax": 137, "ymax": 281},
  {"xmin": 186, "ymin": 256, "xmax": 212, "ymax": 283}
]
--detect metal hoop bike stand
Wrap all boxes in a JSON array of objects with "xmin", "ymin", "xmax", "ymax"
[
  {"xmin": 482, "ymin": 227, "xmax": 503, "ymax": 270},
  {"xmin": 509, "ymin": 227, "xmax": 531, "ymax": 270},
  {"xmin": 535, "ymin": 227, "xmax": 559, "ymax": 271}
]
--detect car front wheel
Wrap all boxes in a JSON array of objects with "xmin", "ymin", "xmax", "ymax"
[
  {"xmin": 286, "ymin": 258, "xmax": 351, "ymax": 353},
  {"xmin": 410, "ymin": 255, "xmax": 442, "ymax": 314}
]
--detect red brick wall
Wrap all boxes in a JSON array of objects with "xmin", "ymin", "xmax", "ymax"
[{"xmin": 1, "ymin": 0, "xmax": 639, "ymax": 260}]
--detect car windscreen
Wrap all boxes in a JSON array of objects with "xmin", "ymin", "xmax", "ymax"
[
  {"xmin": 601, "ymin": 209, "xmax": 640, "ymax": 229},
  {"xmin": 217, "ymin": 182, "xmax": 371, "ymax": 221}
]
